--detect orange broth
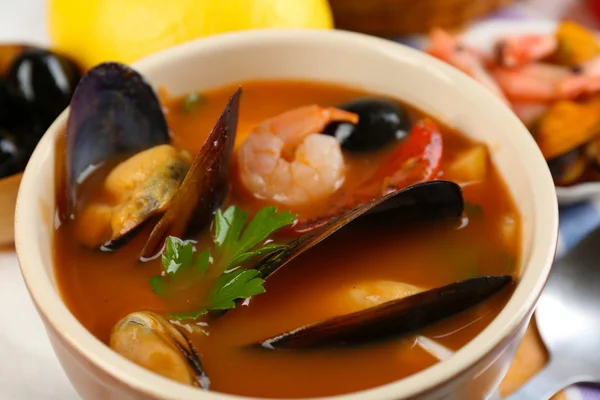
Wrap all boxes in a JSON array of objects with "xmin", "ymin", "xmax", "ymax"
[{"xmin": 53, "ymin": 81, "xmax": 520, "ymax": 398}]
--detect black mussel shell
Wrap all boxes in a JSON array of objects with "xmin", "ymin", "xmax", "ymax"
[
  {"xmin": 548, "ymin": 148, "xmax": 587, "ymax": 186},
  {"xmin": 140, "ymin": 88, "xmax": 241, "ymax": 259},
  {"xmin": 0, "ymin": 129, "xmax": 29, "ymax": 178},
  {"xmin": 323, "ymin": 98, "xmax": 411, "ymax": 153},
  {"xmin": 364, "ymin": 179, "xmax": 464, "ymax": 224},
  {"xmin": 255, "ymin": 275, "xmax": 514, "ymax": 349},
  {"xmin": 6, "ymin": 49, "xmax": 81, "ymax": 131},
  {"xmin": 65, "ymin": 62, "xmax": 170, "ymax": 214},
  {"xmin": 255, "ymin": 180, "xmax": 464, "ymax": 281}
]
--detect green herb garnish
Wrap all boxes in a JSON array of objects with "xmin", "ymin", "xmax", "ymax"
[
  {"xmin": 170, "ymin": 269, "xmax": 267, "ymax": 320},
  {"xmin": 150, "ymin": 205, "xmax": 296, "ymax": 320},
  {"xmin": 149, "ymin": 237, "xmax": 209, "ymax": 297},
  {"xmin": 181, "ymin": 92, "xmax": 204, "ymax": 113},
  {"xmin": 214, "ymin": 206, "xmax": 295, "ymax": 269}
]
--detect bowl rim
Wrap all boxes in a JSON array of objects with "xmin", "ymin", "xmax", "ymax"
[{"xmin": 15, "ymin": 28, "xmax": 558, "ymax": 400}]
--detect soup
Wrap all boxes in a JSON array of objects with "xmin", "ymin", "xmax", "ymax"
[{"xmin": 53, "ymin": 63, "xmax": 520, "ymax": 398}]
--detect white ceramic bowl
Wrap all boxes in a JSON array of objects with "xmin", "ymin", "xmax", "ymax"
[{"xmin": 15, "ymin": 29, "xmax": 558, "ymax": 400}]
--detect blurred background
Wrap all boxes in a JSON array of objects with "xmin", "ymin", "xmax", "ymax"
[
  {"xmin": 0, "ymin": 0, "xmax": 596, "ymax": 70},
  {"xmin": 1, "ymin": 0, "xmax": 600, "ymax": 399}
]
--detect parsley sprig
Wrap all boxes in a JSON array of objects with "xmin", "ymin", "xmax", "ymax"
[{"xmin": 149, "ymin": 205, "xmax": 296, "ymax": 320}]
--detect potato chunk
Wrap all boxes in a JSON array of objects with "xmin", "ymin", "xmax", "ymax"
[{"xmin": 447, "ymin": 145, "xmax": 489, "ymax": 183}]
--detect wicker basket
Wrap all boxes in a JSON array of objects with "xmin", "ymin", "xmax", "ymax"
[{"xmin": 329, "ymin": 0, "xmax": 515, "ymax": 36}]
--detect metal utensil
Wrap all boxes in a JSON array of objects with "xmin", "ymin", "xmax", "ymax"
[{"xmin": 506, "ymin": 227, "xmax": 600, "ymax": 399}]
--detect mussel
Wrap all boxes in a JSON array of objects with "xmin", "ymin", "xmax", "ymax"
[
  {"xmin": 255, "ymin": 275, "xmax": 514, "ymax": 350},
  {"xmin": 141, "ymin": 87, "xmax": 240, "ymax": 258},
  {"xmin": 323, "ymin": 97, "xmax": 411, "ymax": 153},
  {"xmin": 257, "ymin": 180, "xmax": 464, "ymax": 280},
  {"xmin": 65, "ymin": 62, "xmax": 240, "ymax": 252},
  {"xmin": 65, "ymin": 62, "xmax": 170, "ymax": 212},
  {"xmin": 110, "ymin": 311, "xmax": 210, "ymax": 389}
]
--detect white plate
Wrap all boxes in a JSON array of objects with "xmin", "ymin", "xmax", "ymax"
[{"xmin": 432, "ymin": 19, "xmax": 600, "ymax": 206}]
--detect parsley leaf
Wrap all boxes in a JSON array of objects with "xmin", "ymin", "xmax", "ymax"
[
  {"xmin": 150, "ymin": 237, "xmax": 209, "ymax": 296},
  {"xmin": 227, "ymin": 243, "xmax": 286, "ymax": 270},
  {"xmin": 208, "ymin": 269, "xmax": 266, "ymax": 310},
  {"xmin": 169, "ymin": 308, "xmax": 208, "ymax": 321},
  {"xmin": 161, "ymin": 237, "xmax": 194, "ymax": 276},
  {"xmin": 170, "ymin": 269, "xmax": 266, "ymax": 320},
  {"xmin": 149, "ymin": 205, "xmax": 297, "ymax": 320},
  {"xmin": 215, "ymin": 206, "xmax": 296, "ymax": 270}
]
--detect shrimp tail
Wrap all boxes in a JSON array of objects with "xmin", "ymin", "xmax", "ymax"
[{"xmin": 324, "ymin": 107, "xmax": 359, "ymax": 126}]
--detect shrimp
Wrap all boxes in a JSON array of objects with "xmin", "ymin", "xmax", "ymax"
[
  {"xmin": 558, "ymin": 55, "xmax": 600, "ymax": 98},
  {"xmin": 492, "ymin": 57, "xmax": 600, "ymax": 102},
  {"xmin": 495, "ymin": 34, "xmax": 557, "ymax": 68},
  {"xmin": 427, "ymin": 28, "xmax": 510, "ymax": 105},
  {"xmin": 491, "ymin": 63, "xmax": 570, "ymax": 102},
  {"xmin": 237, "ymin": 105, "xmax": 358, "ymax": 207}
]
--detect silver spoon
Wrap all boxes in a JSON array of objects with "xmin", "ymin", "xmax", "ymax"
[{"xmin": 505, "ymin": 226, "xmax": 600, "ymax": 399}]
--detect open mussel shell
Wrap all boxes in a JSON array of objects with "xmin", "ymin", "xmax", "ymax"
[
  {"xmin": 255, "ymin": 180, "xmax": 464, "ymax": 281},
  {"xmin": 364, "ymin": 179, "xmax": 464, "ymax": 222},
  {"xmin": 140, "ymin": 88, "xmax": 241, "ymax": 259},
  {"xmin": 65, "ymin": 62, "xmax": 170, "ymax": 214},
  {"xmin": 255, "ymin": 275, "xmax": 513, "ymax": 350},
  {"xmin": 110, "ymin": 311, "xmax": 210, "ymax": 389}
]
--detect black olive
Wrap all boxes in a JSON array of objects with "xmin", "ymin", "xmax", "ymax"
[
  {"xmin": 0, "ymin": 130, "xmax": 29, "ymax": 178},
  {"xmin": 323, "ymin": 98, "xmax": 411, "ymax": 153},
  {"xmin": 5, "ymin": 49, "xmax": 81, "ymax": 134},
  {"xmin": 0, "ymin": 80, "xmax": 11, "ymax": 126},
  {"xmin": 0, "ymin": 78, "xmax": 32, "ymax": 143}
]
